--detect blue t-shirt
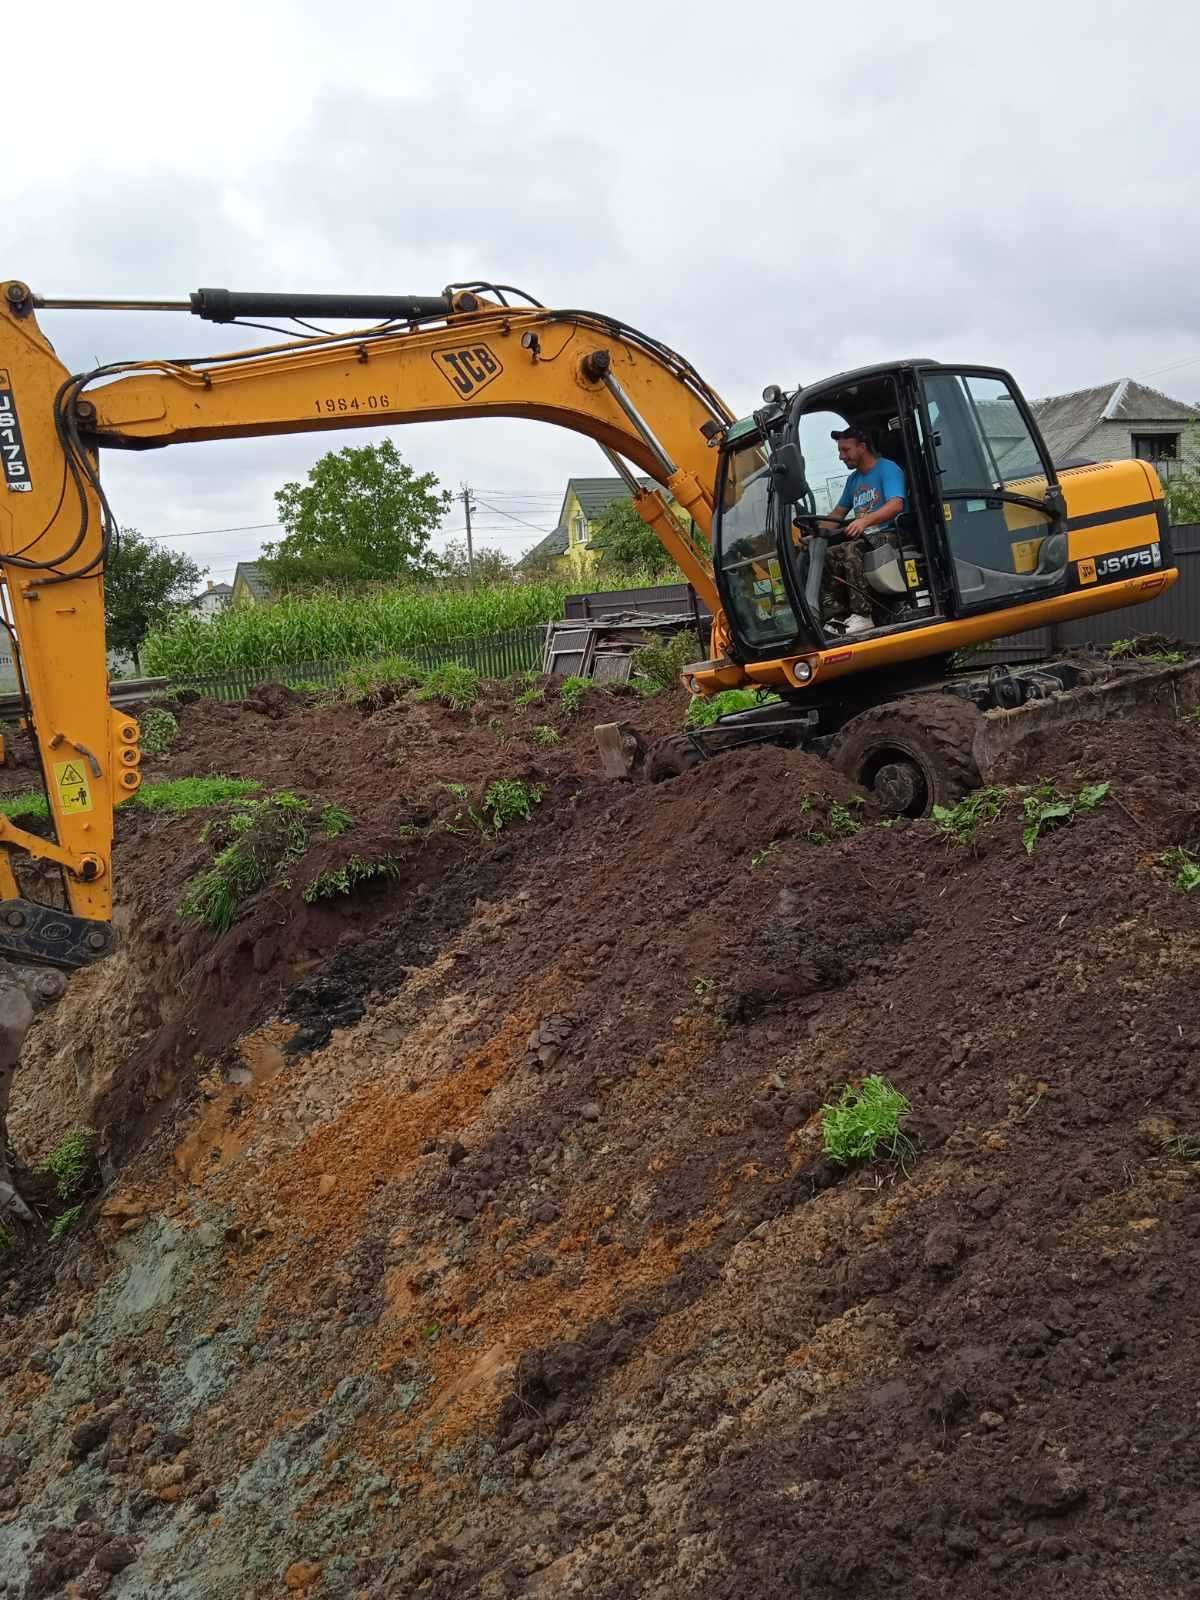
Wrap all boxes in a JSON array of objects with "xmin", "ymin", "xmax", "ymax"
[{"xmin": 836, "ymin": 457, "xmax": 906, "ymax": 522}]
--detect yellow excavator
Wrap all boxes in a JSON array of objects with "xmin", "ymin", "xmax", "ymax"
[{"xmin": 0, "ymin": 277, "xmax": 1185, "ymax": 1218}]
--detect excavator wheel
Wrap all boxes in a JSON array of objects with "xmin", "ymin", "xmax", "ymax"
[
  {"xmin": 826, "ymin": 696, "xmax": 981, "ymax": 817},
  {"xmin": 646, "ymin": 733, "xmax": 705, "ymax": 784}
]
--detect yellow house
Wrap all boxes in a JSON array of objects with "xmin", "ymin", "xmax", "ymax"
[
  {"xmin": 231, "ymin": 561, "xmax": 272, "ymax": 607},
  {"xmin": 519, "ymin": 476, "xmax": 661, "ymax": 580}
]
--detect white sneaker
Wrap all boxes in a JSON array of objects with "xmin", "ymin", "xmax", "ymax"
[{"xmin": 843, "ymin": 614, "xmax": 873, "ymax": 635}]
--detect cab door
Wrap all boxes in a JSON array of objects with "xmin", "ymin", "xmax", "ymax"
[{"xmin": 918, "ymin": 367, "xmax": 1068, "ymax": 614}]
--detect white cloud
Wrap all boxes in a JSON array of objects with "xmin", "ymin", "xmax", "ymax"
[{"xmin": 9, "ymin": 0, "xmax": 1200, "ymax": 582}]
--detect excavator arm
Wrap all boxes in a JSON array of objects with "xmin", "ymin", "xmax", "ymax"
[
  {"xmin": 0, "ymin": 281, "xmax": 736, "ymax": 929},
  {"xmin": 0, "ymin": 280, "xmax": 738, "ymax": 1217}
]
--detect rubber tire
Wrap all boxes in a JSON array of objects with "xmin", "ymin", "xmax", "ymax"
[
  {"xmin": 646, "ymin": 733, "xmax": 705, "ymax": 784},
  {"xmin": 826, "ymin": 696, "xmax": 981, "ymax": 817}
]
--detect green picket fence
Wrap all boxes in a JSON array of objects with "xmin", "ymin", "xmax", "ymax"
[{"xmin": 171, "ymin": 624, "xmax": 547, "ymax": 703}]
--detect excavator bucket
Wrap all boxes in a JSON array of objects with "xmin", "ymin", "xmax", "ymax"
[{"xmin": 594, "ymin": 721, "xmax": 647, "ymax": 781}]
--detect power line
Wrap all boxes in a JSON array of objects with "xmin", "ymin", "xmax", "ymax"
[
  {"xmin": 145, "ymin": 520, "xmax": 282, "ymax": 542},
  {"xmin": 472, "ymin": 497, "xmax": 555, "ymax": 534}
]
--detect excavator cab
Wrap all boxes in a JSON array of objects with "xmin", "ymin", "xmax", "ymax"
[{"xmin": 712, "ymin": 360, "xmax": 1070, "ymax": 662}]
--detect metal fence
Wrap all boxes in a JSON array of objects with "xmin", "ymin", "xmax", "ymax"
[
  {"xmin": 170, "ymin": 624, "xmax": 547, "ymax": 702},
  {"xmin": 973, "ymin": 523, "xmax": 1200, "ymax": 663}
]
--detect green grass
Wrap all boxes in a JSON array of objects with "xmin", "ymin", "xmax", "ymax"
[
  {"xmin": 821, "ymin": 1076, "xmax": 913, "ymax": 1166},
  {"xmin": 1161, "ymin": 846, "xmax": 1200, "ymax": 892},
  {"xmin": 38, "ymin": 1127, "xmax": 94, "ymax": 1200},
  {"xmin": 686, "ymin": 688, "xmax": 779, "ymax": 729},
  {"xmin": 750, "ymin": 841, "xmax": 780, "ymax": 870},
  {"xmin": 532, "ymin": 724, "xmax": 560, "ymax": 747},
  {"xmin": 932, "ymin": 786, "xmax": 1009, "ymax": 846},
  {"xmin": 139, "ymin": 707, "xmax": 179, "ymax": 756},
  {"xmin": 338, "ymin": 655, "xmax": 427, "ymax": 698},
  {"xmin": 1162, "ymin": 1132, "xmax": 1200, "ymax": 1160},
  {"xmin": 1021, "ymin": 781, "xmax": 1110, "ymax": 854},
  {"xmin": 414, "ymin": 662, "xmax": 481, "ymax": 711},
  {"xmin": 49, "ymin": 1203, "xmax": 83, "ymax": 1242},
  {"xmin": 303, "ymin": 854, "xmax": 403, "ymax": 903},
  {"xmin": 0, "ymin": 775, "xmax": 262, "ymax": 821}
]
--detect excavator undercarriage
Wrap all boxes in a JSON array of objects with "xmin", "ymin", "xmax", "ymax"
[{"xmin": 597, "ymin": 652, "xmax": 1200, "ymax": 814}]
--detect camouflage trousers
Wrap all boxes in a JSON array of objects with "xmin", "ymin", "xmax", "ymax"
[{"xmin": 822, "ymin": 538, "xmax": 871, "ymax": 622}]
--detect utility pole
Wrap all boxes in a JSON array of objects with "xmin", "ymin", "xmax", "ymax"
[{"xmin": 459, "ymin": 483, "xmax": 476, "ymax": 584}]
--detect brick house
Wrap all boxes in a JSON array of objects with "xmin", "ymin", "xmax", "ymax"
[{"xmin": 1031, "ymin": 379, "xmax": 1200, "ymax": 477}]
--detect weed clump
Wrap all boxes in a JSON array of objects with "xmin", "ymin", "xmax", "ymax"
[
  {"xmin": 139, "ymin": 707, "xmax": 179, "ymax": 756},
  {"xmin": 39, "ymin": 1128, "xmax": 94, "ymax": 1199},
  {"xmin": 49, "ymin": 1203, "xmax": 84, "ymax": 1242},
  {"xmin": 414, "ymin": 663, "xmax": 481, "ymax": 711},
  {"xmin": 179, "ymin": 791, "xmax": 317, "ymax": 933},
  {"xmin": 806, "ymin": 796, "xmax": 864, "ymax": 844},
  {"xmin": 932, "ymin": 786, "xmax": 1008, "ymax": 846},
  {"xmin": 1021, "ymin": 781, "xmax": 1109, "ymax": 853},
  {"xmin": 1162, "ymin": 846, "xmax": 1200, "ymax": 892},
  {"xmin": 822, "ymin": 1076, "xmax": 913, "ymax": 1166},
  {"xmin": 533, "ymin": 724, "xmax": 560, "ymax": 747},
  {"xmin": 686, "ymin": 688, "xmax": 779, "ymax": 729},
  {"xmin": 559, "ymin": 676, "xmax": 592, "ymax": 716},
  {"xmin": 304, "ymin": 855, "xmax": 402, "ymax": 903}
]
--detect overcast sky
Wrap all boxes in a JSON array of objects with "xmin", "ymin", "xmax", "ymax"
[{"xmin": 11, "ymin": 0, "xmax": 1200, "ymax": 591}]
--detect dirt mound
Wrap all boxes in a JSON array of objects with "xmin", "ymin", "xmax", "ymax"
[{"xmin": 1, "ymin": 688, "xmax": 1200, "ymax": 1598}]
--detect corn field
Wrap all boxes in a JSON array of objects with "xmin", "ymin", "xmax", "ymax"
[{"xmin": 141, "ymin": 577, "xmax": 659, "ymax": 676}]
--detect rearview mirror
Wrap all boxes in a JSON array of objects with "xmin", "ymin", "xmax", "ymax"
[{"xmin": 770, "ymin": 442, "xmax": 809, "ymax": 503}]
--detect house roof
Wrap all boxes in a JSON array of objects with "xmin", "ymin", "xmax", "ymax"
[
  {"xmin": 517, "ymin": 476, "xmax": 658, "ymax": 567},
  {"xmin": 189, "ymin": 582, "xmax": 233, "ymax": 604},
  {"xmin": 233, "ymin": 561, "xmax": 272, "ymax": 601},
  {"xmin": 1030, "ymin": 379, "xmax": 1200, "ymax": 463}
]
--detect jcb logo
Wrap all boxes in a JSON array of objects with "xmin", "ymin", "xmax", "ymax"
[{"xmin": 433, "ymin": 343, "xmax": 503, "ymax": 400}]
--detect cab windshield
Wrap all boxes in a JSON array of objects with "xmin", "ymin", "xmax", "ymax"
[{"xmin": 716, "ymin": 438, "xmax": 804, "ymax": 650}]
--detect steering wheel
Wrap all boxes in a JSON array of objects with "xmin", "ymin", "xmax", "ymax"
[{"xmin": 792, "ymin": 513, "xmax": 850, "ymax": 547}]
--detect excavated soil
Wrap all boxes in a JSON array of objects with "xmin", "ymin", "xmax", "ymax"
[{"xmin": 2, "ymin": 672, "xmax": 1200, "ymax": 1599}]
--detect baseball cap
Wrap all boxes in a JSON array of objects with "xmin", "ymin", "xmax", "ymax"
[{"xmin": 830, "ymin": 424, "xmax": 869, "ymax": 443}]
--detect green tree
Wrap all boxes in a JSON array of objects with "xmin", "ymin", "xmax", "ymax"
[
  {"xmin": 1165, "ymin": 423, "xmax": 1200, "ymax": 524},
  {"xmin": 261, "ymin": 439, "xmax": 451, "ymax": 589},
  {"xmin": 438, "ymin": 538, "xmax": 514, "ymax": 585},
  {"xmin": 105, "ymin": 528, "xmax": 205, "ymax": 671},
  {"xmin": 592, "ymin": 497, "xmax": 684, "ymax": 577}
]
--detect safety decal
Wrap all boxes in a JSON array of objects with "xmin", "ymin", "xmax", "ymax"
[
  {"xmin": 0, "ymin": 370, "xmax": 32, "ymax": 493},
  {"xmin": 53, "ymin": 760, "xmax": 93, "ymax": 814},
  {"xmin": 431, "ymin": 343, "xmax": 504, "ymax": 400},
  {"xmin": 904, "ymin": 559, "xmax": 919, "ymax": 588}
]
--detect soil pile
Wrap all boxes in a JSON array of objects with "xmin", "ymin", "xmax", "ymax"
[{"xmin": 1, "ymin": 679, "xmax": 1200, "ymax": 1599}]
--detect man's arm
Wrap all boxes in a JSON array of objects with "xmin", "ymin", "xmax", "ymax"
[{"xmin": 844, "ymin": 496, "xmax": 903, "ymax": 539}]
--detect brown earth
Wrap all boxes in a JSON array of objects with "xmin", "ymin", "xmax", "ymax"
[{"xmin": 1, "ymin": 674, "xmax": 1199, "ymax": 1599}]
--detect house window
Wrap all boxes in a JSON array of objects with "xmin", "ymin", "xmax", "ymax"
[
  {"xmin": 1132, "ymin": 433, "xmax": 1179, "ymax": 461},
  {"xmin": 573, "ymin": 513, "xmax": 588, "ymax": 545}
]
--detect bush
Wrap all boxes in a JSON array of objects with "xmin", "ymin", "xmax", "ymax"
[{"xmin": 631, "ymin": 628, "xmax": 700, "ymax": 693}]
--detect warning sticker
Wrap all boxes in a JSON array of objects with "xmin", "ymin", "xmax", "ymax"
[
  {"xmin": 53, "ymin": 760, "xmax": 92, "ymax": 813},
  {"xmin": 904, "ymin": 558, "xmax": 919, "ymax": 588}
]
